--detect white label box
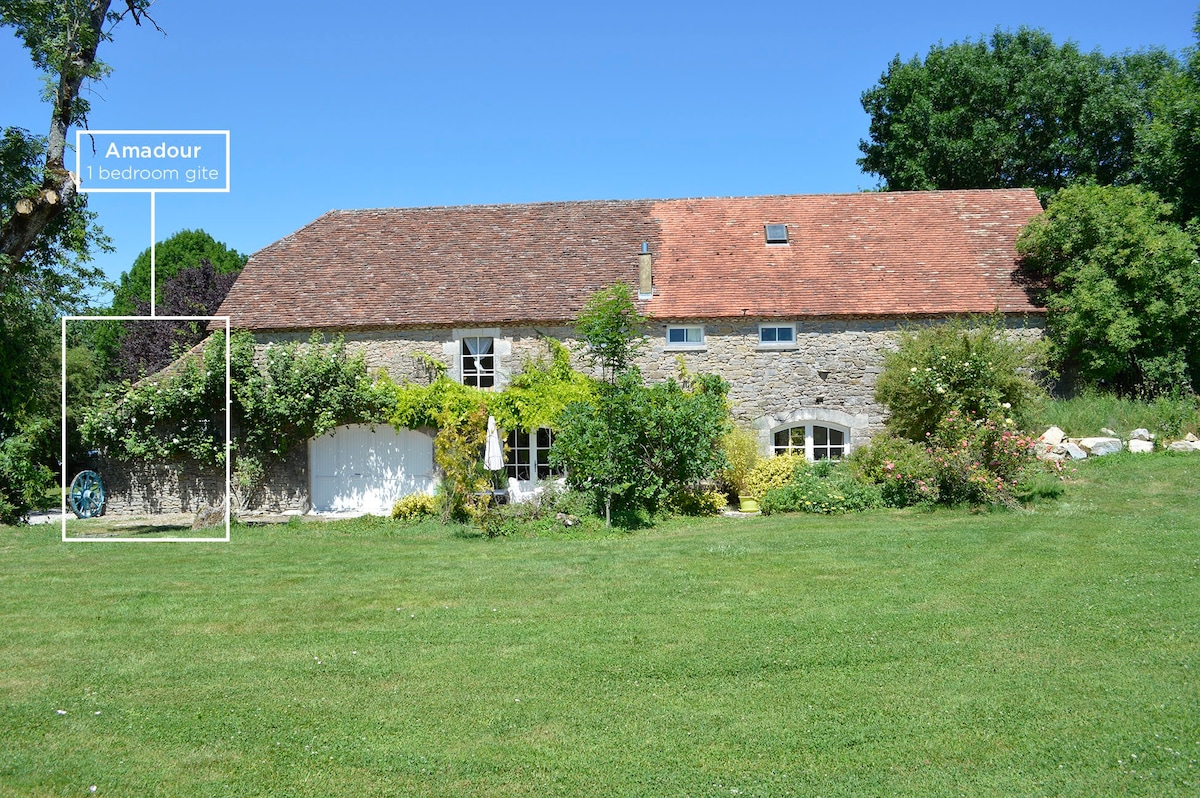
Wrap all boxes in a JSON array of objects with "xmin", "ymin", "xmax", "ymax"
[{"xmin": 75, "ymin": 130, "xmax": 230, "ymax": 193}]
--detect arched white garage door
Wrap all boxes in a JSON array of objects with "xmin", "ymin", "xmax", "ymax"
[{"xmin": 309, "ymin": 424, "xmax": 436, "ymax": 515}]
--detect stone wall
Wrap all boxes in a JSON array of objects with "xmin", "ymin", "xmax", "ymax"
[
  {"xmin": 255, "ymin": 326, "xmax": 581, "ymax": 388},
  {"xmin": 255, "ymin": 316, "xmax": 1044, "ymax": 457},
  {"xmin": 97, "ymin": 455, "xmax": 226, "ymax": 516},
  {"xmin": 97, "ymin": 442, "xmax": 309, "ymax": 517}
]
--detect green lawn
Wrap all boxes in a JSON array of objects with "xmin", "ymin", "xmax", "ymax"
[{"xmin": 2, "ymin": 454, "xmax": 1198, "ymax": 797}]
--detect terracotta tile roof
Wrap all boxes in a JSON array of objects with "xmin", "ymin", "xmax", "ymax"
[{"xmin": 215, "ymin": 190, "xmax": 1043, "ymax": 331}]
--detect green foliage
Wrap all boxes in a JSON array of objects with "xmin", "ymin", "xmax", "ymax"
[
  {"xmin": 431, "ymin": 404, "xmax": 492, "ymax": 524},
  {"xmin": 849, "ymin": 434, "xmax": 940, "ymax": 508},
  {"xmin": 759, "ymin": 462, "xmax": 883, "ymax": 515},
  {"xmin": 1137, "ymin": 14, "xmax": 1200, "ymax": 224},
  {"xmin": 82, "ymin": 332, "xmax": 392, "ymax": 502},
  {"xmin": 550, "ymin": 285, "xmax": 730, "ymax": 526},
  {"xmin": 0, "ymin": 127, "xmax": 107, "ymax": 301},
  {"xmin": 231, "ymin": 333, "xmax": 392, "ymax": 492},
  {"xmin": 477, "ymin": 482, "xmax": 601, "ymax": 538},
  {"xmin": 385, "ymin": 338, "xmax": 594, "ymax": 434},
  {"xmin": 0, "ymin": 416, "xmax": 55, "ymax": 524},
  {"xmin": 390, "ymin": 492, "xmax": 437, "ymax": 522},
  {"xmin": 923, "ymin": 410, "xmax": 1040, "ymax": 507},
  {"xmin": 719, "ymin": 425, "xmax": 760, "ymax": 496},
  {"xmin": 108, "ymin": 229, "xmax": 247, "ymax": 315},
  {"xmin": 742, "ymin": 454, "xmax": 808, "ymax": 499},
  {"xmin": 665, "ymin": 487, "xmax": 728, "ymax": 517},
  {"xmin": 551, "ymin": 369, "xmax": 730, "ymax": 526},
  {"xmin": 1017, "ymin": 184, "xmax": 1200, "ymax": 396},
  {"xmin": 875, "ymin": 316, "xmax": 1045, "ymax": 441},
  {"xmin": 851, "ymin": 411, "xmax": 1042, "ymax": 509},
  {"xmin": 93, "ymin": 230, "xmax": 246, "ymax": 379},
  {"xmin": 858, "ymin": 26, "xmax": 1180, "ymax": 197},
  {"xmin": 1030, "ymin": 390, "xmax": 1200, "ymax": 441},
  {"xmin": 551, "ymin": 373, "xmax": 652, "ymax": 527},
  {"xmin": 81, "ymin": 333, "xmax": 230, "ymax": 465},
  {"xmin": 573, "ymin": 282, "xmax": 646, "ymax": 380}
]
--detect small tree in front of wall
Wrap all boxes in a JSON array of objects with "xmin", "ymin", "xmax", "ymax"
[{"xmin": 552, "ymin": 284, "xmax": 731, "ymax": 526}]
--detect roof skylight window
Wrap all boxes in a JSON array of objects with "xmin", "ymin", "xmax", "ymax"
[{"xmin": 764, "ymin": 224, "xmax": 789, "ymax": 244}]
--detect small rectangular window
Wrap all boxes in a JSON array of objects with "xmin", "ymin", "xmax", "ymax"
[
  {"xmin": 765, "ymin": 224, "xmax": 789, "ymax": 244},
  {"xmin": 666, "ymin": 326, "xmax": 704, "ymax": 347},
  {"xmin": 758, "ymin": 324, "xmax": 796, "ymax": 345},
  {"xmin": 462, "ymin": 336, "xmax": 496, "ymax": 388}
]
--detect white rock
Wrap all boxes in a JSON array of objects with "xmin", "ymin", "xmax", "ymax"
[
  {"xmin": 1058, "ymin": 442, "xmax": 1088, "ymax": 460},
  {"xmin": 1040, "ymin": 426, "xmax": 1066, "ymax": 446},
  {"xmin": 1128, "ymin": 439, "xmax": 1154, "ymax": 454},
  {"xmin": 1079, "ymin": 437, "xmax": 1123, "ymax": 456},
  {"xmin": 1168, "ymin": 440, "xmax": 1200, "ymax": 452},
  {"xmin": 1130, "ymin": 428, "xmax": 1153, "ymax": 441},
  {"xmin": 1101, "ymin": 427, "xmax": 1119, "ymax": 437},
  {"xmin": 1187, "ymin": 433, "xmax": 1198, "ymax": 443}
]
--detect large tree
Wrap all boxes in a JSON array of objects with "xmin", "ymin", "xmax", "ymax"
[
  {"xmin": 1137, "ymin": 15, "xmax": 1200, "ymax": 224},
  {"xmin": 0, "ymin": 1, "xmax": 156, "ymax": 279},
  {"xmin": 116, "ymin": 258, "xmax": 241, "ymax": 380},
  {"xmin": 93, "ymin": 229, "xmax": 247, "ymax": 380},
  {"xmin": 858, "ymin": 27, "xmax": 1179, "ymax": 198},
  {"xmin": 1016, "ymin": 184, "xmax": 1200, "ymax": 396},
  {"xmin": 0, "ymin": 0, "xmax": 158, "ymax": 522},
  {"xmin": 109, "ymin": 228, "xmax": 247, "ymax": 315}
]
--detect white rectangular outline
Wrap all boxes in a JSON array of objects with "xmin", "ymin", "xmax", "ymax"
[
  {"xmin": 74, "ymin": 130, "xmax": 230, "ymax": 193},
  {"xmin": 61, "ymin": 316, "xmax": 232, "ymax": 543}
]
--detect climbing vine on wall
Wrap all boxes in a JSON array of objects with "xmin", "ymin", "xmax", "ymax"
[{"xmin": 82, "ymin": 333, "xmax": 595, "ymax": 494}]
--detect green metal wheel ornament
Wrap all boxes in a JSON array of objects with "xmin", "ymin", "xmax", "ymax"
[{"xmin": 68, "ymin": 470, "xmax": 106, "ymax": 519}]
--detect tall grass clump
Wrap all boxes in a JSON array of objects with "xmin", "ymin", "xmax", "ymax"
[{"xmin": 1032, "ymin": 390, "xmax": 1200, "ymax": 440}]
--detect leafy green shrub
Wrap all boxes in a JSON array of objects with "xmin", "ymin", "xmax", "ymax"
[
  {"xmin": 0, "ymin": 419, "xmax": 56, "ymax": 525},
  {"xmin": 1016, "ymin": 184, "xmax": 1200, "ymax": 396},
  {"xmin": 759, "ymin": 464, "xmax": 882, "ymax": 515},
  {"xmin": 719, "ymin": 425, "xmax": 760, "ymax": 497},
  {"xmin": 666, "ymin": 488, "xmax": 729, "ymax": 517},
  {"xmin": 478, "ymin": 483, "xmax": 600, "ymax": 538},
  {"xmin": 849, "ymin": 434, "xmax": 940, "ymax": 507},
  {"xmin": 875, "ymin": 315, "xmax": 1044, "ymax": 441},
  {"xmin": 391, "ymin": 492, "xmax": 437, "ymax": 522},
  {"xmin": 743, "ymin": 454, "xmax": 807, "ymax": 498}
]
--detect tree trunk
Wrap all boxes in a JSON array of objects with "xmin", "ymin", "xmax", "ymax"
[{"xmin": 0, "ymin": 0, "xmax": 112, "ymax": 275}]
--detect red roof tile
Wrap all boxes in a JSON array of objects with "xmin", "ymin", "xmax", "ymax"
[{"xmin": 215, "ymin": 190, "xmax": 1043, "ymax": 331}]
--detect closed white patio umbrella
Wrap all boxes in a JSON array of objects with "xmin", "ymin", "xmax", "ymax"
[{"xmin": 484, "ymin": 416, "xmax": 505, "ymax": 472}]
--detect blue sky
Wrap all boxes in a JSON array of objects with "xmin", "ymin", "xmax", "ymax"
[{"xmin": 2, "ymin": 0, "xmax": 1196, "ymax": 304}]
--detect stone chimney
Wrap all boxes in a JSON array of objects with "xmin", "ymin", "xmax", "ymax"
[{"xmin": 638, "ymin": 242, "xmax": 653, "ymax": 299}]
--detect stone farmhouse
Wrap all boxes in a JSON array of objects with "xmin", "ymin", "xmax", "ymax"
[{"xmin": 103, "ymin": 189, "xmax": 1046, "ymax": 516}]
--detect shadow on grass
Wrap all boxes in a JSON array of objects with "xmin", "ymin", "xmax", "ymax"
[{"xmin": 63, "ymin": 515, "xmax": 226, "ymax": 539}]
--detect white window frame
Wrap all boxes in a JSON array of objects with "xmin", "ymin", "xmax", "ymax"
[
  {"xmin": 505, "ymin": 427, "xmax": 562, "ymax": 482},
  {"xmin": 665, "ymin": 325, "xmax": 705, "ymax": 350},
  {"xmin": 771, "ymin": 422, "xmax": 849, "ymax": 461},
  {"xmin": 757, "ymin": 323, "xmax": 797, "ymax": 349},
  {"xmin": 461, "ymin": 335, "xmax": 496, "ymax": 388}
]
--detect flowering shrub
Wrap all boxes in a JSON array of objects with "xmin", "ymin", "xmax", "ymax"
[
  {"xmin": 849, "ymin": 434, "xmax": 939, "ymax": 507},
  {"xmin": 81, "ymin": 333, "xmax": 229, "ymax": 465},
  {"xmin": 851, "ymin": 410, "xmax": 1040, "ymax": 508},
  {"xmin": 924, "ymin": 410, "xmax": 1039, "ymax": 507},
  {"xmin": 875, "ymin": 316, "xmax": 1045, "ymax": 440}
]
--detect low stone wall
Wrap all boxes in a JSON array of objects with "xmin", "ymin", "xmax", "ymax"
[
  {"xmin": 97, "ymin": 443, "xmax": 309, "ymax": 517},
  {"xmin": 97, "ymin": 456, "xmax": 226, "ymax": 516}
]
